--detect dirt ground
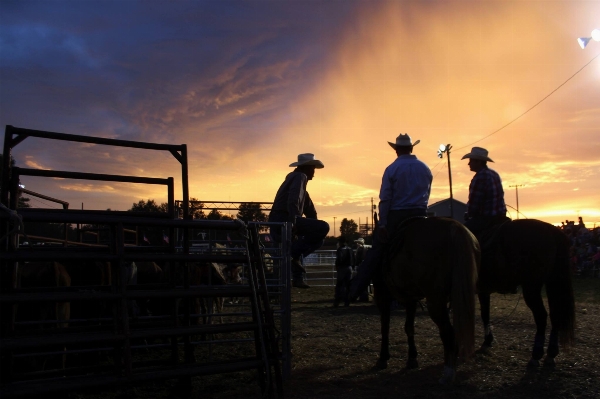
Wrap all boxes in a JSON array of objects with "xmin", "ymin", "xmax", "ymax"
[{"xmin": 74, "ymin": 278, "xmax": 599, "ymax": 399}]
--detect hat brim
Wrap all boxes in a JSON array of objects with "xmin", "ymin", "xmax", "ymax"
[
  {"xmin": 388, "ymin": 139, "xmax": 420, "ymax": 150},
  {"xmin": 461, "ymin": 153, "xmax": 494, "ymax": 162},
  {"xmin": 289, "ymin": 160, "xmax": 325, "ymax": 168}
]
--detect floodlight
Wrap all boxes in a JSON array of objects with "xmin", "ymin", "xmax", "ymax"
[
  {"xmin": 578, "ymin": 37, "xmax": 591, "ymax": 49},
  {"xmin": 439, "ymin": 144, "xmax": 446, "ymax": 152},
  {"xmin": 578, "ymin": 29, "xmax": 600, "ymax": 49}
]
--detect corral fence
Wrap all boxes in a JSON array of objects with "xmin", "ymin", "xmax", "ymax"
[
  {"xmin": 0, "ymin": 126, "xmax": 290, "ymax": 398},
  {"xmin": 304, "ymin": 250, "xmax": 337, "ymax": 286}
]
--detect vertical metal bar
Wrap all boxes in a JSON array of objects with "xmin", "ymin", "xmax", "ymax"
[
  {"xmin": 115, "ymin": 222, "xmax": 132, "ymax": 378},
  {"xmin": 447, "ymin": 146, "xmax": 454, "ymax": 219},
  {"xmin": 243, "ymin": 227, "xmax": 269, "ymax": 395},
  {"xmin": 181, "ymin": 144, "xmax": 189, "ymax": 221},
  {"xmin": 280, "ymin": 221, "xmax": 292, "ymax": 380},
  {"xmin": 250, "ymin": 224, "xmax": 283, "ymax": 397},
  {"xmin": 1, "ymin": 125, "xmax": 14, "ymax": 206}
]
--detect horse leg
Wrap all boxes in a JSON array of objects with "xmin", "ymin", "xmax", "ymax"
[
  {"xmin": 428, "ymin": 299, "xmax": 457, "ymax": 384},
  {"xmin": 544, "ymin": 329, "xmax": 559, "ymax": 368},
  {"xmin": 375, "ymin": 298, "xmax": 391, "ymax": 370},
  {"xmin": 544, "ymin": 300, "xmax": 561, "ymax": 367},
  {"xmin": 405, "ymin": 300, "xmax": 418, "ymax": 369},
  {"xmin": 545, "ymin": 285, "xmax": 563, "ymax": 368},
  {"xmin": 478, "ymin": 292, "xmax": 494, "ymax": 350},
  {"xmin": 522, "ymin": 284, "xmax": 547, "ymax": 368}
]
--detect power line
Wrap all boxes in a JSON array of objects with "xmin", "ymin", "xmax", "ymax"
[
  {"xmin": 455, "ymin": 52, "xmax": 600, "ymax": 152},
  {"xmin": 321, "ymin": 209, "xmax": 373, "ymax": 218},
  {"xmin": 25, "ymin": 196, "xmax": 63, "ymax": 209}
]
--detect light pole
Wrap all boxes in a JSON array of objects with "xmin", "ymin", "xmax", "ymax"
[
  {"xmin": 437, "ymin": 144, "xmax": 454, "ymax": 219},
  {"xmin": 371, "ymin": 197, "xmax": 375, "ymax": 232},
  {"xmin": 509, "ymin": 185, "xmax": 524, "ymax": 219},
  {"xmin": 333, "ymin": 216, "xmax": 337, "ymax": 238},
  {"xmin": 578, "ymin": 28, "xmax": 600, "ymax": 49}
]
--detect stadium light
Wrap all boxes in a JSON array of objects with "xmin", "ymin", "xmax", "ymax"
[
  {"xmin": 437, "ymin": 144, "xmax": 454, "ymax": 219},
  {"xmin": 578, "ymin": 28, "xmax": 600, "ymax": 49}
]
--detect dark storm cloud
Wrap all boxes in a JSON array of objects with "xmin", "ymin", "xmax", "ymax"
[{"xmin": 1, "ymin": 0, "xmax": 358, "ymax": 163}]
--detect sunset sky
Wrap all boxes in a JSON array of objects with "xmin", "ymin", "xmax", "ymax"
[{"xmin": 1, "ymin": 0, "xmax": 599, "ymax": 233}]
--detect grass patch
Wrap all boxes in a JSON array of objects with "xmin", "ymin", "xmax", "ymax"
[{"xmin": 572, "ymin": 277, "xmax": 600, "ymax": 304}]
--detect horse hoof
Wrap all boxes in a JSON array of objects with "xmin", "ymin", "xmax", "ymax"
[
  {"xmin": 406, "ymin": 358, "xmax": 419, "ymax": 369},
  {"xmin": 483, "ymin": 334, "xmax": 494, "ymax": 347},
  {"xmin": 527, "ymin": 359, "xmax": 540, "ymax": 369},
  {"xmin": 543, "ymin": 357, "xmax": 556, "ymax": 368},
  {"xmin": 373, "ymin": 359, "xmax": 388, "ymax": 370},
  {"xmin": 438, "ymin": 366, "xmax": 455, "ymax": 385},
  {"xmin": 477, "ymin": 344, "xmax": 492, "ymax": 355}
]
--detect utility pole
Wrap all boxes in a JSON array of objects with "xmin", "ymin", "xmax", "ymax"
[
  {"xmin": 333, "ymin": 216, "xmax": 337, "ymax": 238},
  {"xmin": 438, "ymin": 144, "xmax": 454, "ymax": 218},
  {"xmin": 509, "ymin": 185, "xmax": 523, "ymax": 219},
  {"xmin": 371, "ymin": 197, "xmax": 374, "ymax": 231}
]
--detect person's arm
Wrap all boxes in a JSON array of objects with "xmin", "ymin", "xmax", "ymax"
[
  {"xmin": 378, "ymin": 168, "xmax": 392, "ymax": 227},
  {"xmin": 467, "ymin": 172, "xmax": 485, "ymax": 218},
  {"xmin": 303, "ymin": 191, "xmax": 318, "ymax": 219},
  {"xmin": 286, "ymin": 173, "xmax": 307, "ymax": 224}
]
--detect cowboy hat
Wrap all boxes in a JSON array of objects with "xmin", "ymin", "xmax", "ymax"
[
  {"xmin": 289, "ymin": 153, "xmax": 324, "ymax": 168},
  {"xmin": 461, "ymin": 147, "xmax": 494, "ymax": 162},
  {"xmin": 388, "ymin": 133, "xmax": 420, "ymax": 150},
  {"xmin": 354, "ymin": 238, "xmax": 365, "ymax": 244}
]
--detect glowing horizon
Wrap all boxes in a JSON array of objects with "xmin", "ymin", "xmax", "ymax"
[{"xmin": 1, "ymin": 1, "xmax": 599, "ymax": 233}]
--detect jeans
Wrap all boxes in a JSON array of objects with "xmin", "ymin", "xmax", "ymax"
[
  {"xmin": 335, "ymin": 266, "xmax": 353, "ymax": 305},
  {"xmin": 269, "ymin": 216, "xmax": 330, "ymax": 281}
]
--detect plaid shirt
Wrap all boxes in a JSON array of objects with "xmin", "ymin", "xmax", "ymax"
[
  {"xmin": 467, "ymin": 166, "xmax": 507, "ymax": 218},
  {"xmin": 269, "ymin": 170, "xmax": 318, "ymax": 224}
]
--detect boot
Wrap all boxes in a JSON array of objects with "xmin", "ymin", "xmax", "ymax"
[
  {"xmin": 293, "ymin": 280, "xmax": 310, "ymax": 289},
  {"xmin": 291, "ymin": 258, "xmax": 306, "ymax": 274}
]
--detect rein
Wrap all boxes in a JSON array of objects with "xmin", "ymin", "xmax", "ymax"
[{"xmin": 489, "ymin": 289, "xmax": 523, "ymax": 326}]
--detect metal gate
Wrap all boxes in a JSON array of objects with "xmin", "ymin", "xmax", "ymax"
[{"xmin": 0, "ymin": 126, "xmax": 291, "ymax": 398}]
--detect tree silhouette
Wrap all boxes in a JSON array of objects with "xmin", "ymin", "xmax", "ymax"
[
  {"xmin": 237, "ymin": 202, "xmax": 268, "ymax": 223},
  {"xmin": 130, "ymin": 199, "xmax": 168, "ymax": 213},
  {"xmin": 189, "ymin": 197, "xmax": 206, "ymax": 219},
  {"xmin": 339, "ymin": 218, "xmax": 358, "ymax": 240},
  {"xmin": 206, "ymin": 209, "xmax": 233, "ymax": 220}
]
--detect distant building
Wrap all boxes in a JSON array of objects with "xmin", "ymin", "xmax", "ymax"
[{"xmin": 427, "ymin": 198, "xmax": 467, "ymax": 223}]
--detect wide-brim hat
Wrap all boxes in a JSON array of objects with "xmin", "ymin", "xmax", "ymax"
[
  {"xmin": 388, "ymin": 133, "xmax": 420, "ymax": 150},
  {"xmin": 289, "ymin": 153, "xmax": 324, "ymax": 168},
  {"xmin": 354, "ymin": 238, "xmax": 365, "ymax": 244},
  {"xmin": 461, "ymin": 147, "xmax": 494, "ymax": 162}
]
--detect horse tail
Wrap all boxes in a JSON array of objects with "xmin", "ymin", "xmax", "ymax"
[
  {"xmin": 546, "ymin": 229, "xmax": 575, "ymax": 350},
  {"xmin": 450, "ymin": 223, "xmax": 478, "ymax": 360}
]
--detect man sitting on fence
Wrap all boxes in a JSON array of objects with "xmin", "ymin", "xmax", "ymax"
[
  {"xmin": 268, "ymin": 153, "xmax": 330, "ymax": 288},
  {"xmin": 334, "ymin": 236, "xmax": 354, "ymax": 307}
]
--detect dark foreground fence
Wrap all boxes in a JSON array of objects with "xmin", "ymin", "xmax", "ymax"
[
  {"xmin": 0, "ymin": 212, "xmax": 291, "ymax": 398},
  {"xmin": 0, "ymin": 125, "xmax": 293, "ymax": 398}
]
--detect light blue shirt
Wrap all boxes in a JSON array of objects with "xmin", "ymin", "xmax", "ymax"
[{"xmin": 378, "ymin": 154, "xmax": 432, "ymax": 227}]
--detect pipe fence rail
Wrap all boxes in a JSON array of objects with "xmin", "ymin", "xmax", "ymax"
[{"xmin": 0, "ymin": 125, "xmax": 291, "ymax": 398}]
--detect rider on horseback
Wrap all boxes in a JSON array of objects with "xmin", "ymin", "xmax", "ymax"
[
  {"xmin": 350, "ymin": 134, "xmax": 432, "ymax": 299},
  {"xmin": 461, "ymin": 147, "xmax": 509, "ymax": 245}
]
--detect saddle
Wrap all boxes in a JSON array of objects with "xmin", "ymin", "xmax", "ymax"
[
  {"xmin": 478, "ymin": 218, "xmax": 518, "ymax": 294},
  {"xmin": 478, "ymin": 217, "xmax": 511, "ymax": 251},
  {"xmin": 386, "ymin": 216, "xmax": 427, "ymax": 260},
  {"xmin": 384, "ymin": 216, "xmax": 427, "ymax": 299}
]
